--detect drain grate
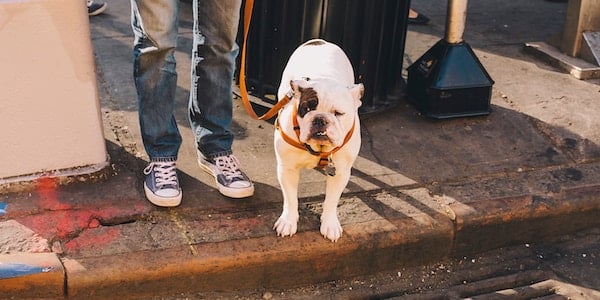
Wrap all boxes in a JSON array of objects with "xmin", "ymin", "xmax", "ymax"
[{"xmin": 395, "ymin": 270, "xmax": 600, "ymax": 299}]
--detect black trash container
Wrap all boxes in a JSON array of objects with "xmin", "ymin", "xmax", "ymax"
[{"xmin": 238, "ymin": 0, "xmax": 410, "ymax": 114}]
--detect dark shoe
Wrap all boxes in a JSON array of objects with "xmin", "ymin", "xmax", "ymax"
[
  {"xmin": 88, "ymin": 1, "xmax": 107, "ymax": 16},
  {"xmin": 198, "ymin": 152, "xmax": 254, "ymax": 198},
  {"xmin": 408, "ymin": 13, "xmax": 430, "ymax": 25},
  {"xmin": 143, "ymin": 161, "xmax": 182, "ymax": 207}
]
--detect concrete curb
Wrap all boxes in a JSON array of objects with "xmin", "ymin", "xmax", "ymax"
[
  {"xmin": 63, "ymin": 219, "xmax": 451, "ymax": 299},
  {"xmin": 0, "ymin": 253, "xmax": 64, "ymax": 299},
  {"xmin": 69, "ymin": 186, "xmax": 598, "ymax": 299},
  {"xmin": 3, "ymin": 185, "xmax": 596, "ymax": 299},
  {"xmin": 450, "ymin": 185, "xmax": 600, "ymax": 256}
]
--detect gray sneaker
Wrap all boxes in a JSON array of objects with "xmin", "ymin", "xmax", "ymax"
[
  {"xmin": 87, "ymin": 1, "xmax": 107, "ymax": 16},
  {"xmin": 143, "ymin": 161, "xmax": 182, "ymax": 207},
  {"xmin": 198, "ymin": 153, "xmax": 254, "ymax": 198}
]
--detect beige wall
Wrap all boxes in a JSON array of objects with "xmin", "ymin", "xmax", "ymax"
[{"xmin": 0, "ymin": 0, "xmax": 108, "ymax": 181}]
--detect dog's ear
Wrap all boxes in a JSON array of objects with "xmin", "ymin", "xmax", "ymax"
[
  {"xmin": 290, "ymin": 80, "xmax": 303, "ymax": 97},
  {"xmin": 349, "ymin": 83, "xmax": 364, "ymax": 108}
]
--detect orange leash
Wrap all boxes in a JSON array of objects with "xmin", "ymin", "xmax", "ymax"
[{"xmin": 239, "ymin": 0, "xmax": 291, "ymax": 120}]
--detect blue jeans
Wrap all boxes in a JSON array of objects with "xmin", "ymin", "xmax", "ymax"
[{"xmin": 131, "ymin": 0, "xmax": 241, "ymax": 162}]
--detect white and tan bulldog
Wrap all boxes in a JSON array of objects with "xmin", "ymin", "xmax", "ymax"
[{"xmin": 273, "ymin": 39, "xmax": 363, "ymax": 242}]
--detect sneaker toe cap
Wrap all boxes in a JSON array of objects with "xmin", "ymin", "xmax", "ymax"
[
  {"xmin": 155, "ymin": 188, "xmax": 181, "ymax": 198},
  {"xmin": 229, "ymin": 180, "xmax": 253, "ymax": 189}
]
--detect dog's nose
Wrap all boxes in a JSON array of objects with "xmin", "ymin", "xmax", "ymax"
[{"xmin": 312, "ymin": 116, "xmax": 327, "ymax": 129}]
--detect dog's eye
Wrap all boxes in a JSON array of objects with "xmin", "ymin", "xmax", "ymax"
[
  {"xmin": 308, "ymin": 98, "xmax": 318, "ymax": 109},
  {"xmin": 334, "ymin": 111, "xmax": 345, "ymax": 117},
  {"xmin": 299, "ymin": 99, "xmax": 318, "ymax": 115},
  {"xmin": 299, "ymin": 107, "xmax": 311, "ymax": 116}
]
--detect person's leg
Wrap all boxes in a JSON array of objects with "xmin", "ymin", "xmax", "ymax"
[
  {"xmin": 189, "ymin": 0, "xmax": 254, "ymax": 198},
  {"xmin": 408, "ymin": 8, "xmax": 430, "ymax": 25},
  {"xmin": 131, "ymin": 0, "xmax": 182, "ymax": 206},
  {"xmin": 189, "ymin": 0, "xmax": 240, "ymax": 155}
]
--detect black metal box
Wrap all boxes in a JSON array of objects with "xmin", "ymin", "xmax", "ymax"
[{"xmin": 407, "ymin": 40, "xmax": 494, "ymax": 119}]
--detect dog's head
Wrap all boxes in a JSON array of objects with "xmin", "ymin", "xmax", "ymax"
[{"xmin": 290, "ymin": 79, "xmax": 363, "ymax": 150}]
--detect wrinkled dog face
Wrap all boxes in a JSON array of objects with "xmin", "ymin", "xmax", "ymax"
[{"xmin": 291, "ymin": 79, "xmax": 363, "ymax": 149}]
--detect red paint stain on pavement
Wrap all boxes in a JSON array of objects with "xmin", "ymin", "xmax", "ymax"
[
  {"xmin": 15, "ymin": 177, "xmax": 87, "ymax": 239},
  {"xmin": 35, "ymin": 177, "xmax": 71, "ymax": 211},
  {"xmin": 88, "ymin": 218, "xmax": 101, "ymax": 228},
  {"xmin": 12, "ymin": 177, "xmax": 147, "ymax": 254},
  {"xmin": 19, "ymin": 210, "xmax": 95, "ymax": 239}
]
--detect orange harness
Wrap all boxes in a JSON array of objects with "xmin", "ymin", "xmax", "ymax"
[{"xmin": 276, "ymin": 105, "xmax": 356, "ymax": 173}]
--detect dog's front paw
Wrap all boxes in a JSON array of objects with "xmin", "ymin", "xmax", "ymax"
[
  {"xmin": 273, "ymin": 214, "xmax": 298, "ymax": 237},
  {"xmin": 320, "ymin": 215, "xmax": 343, "ymax": 242}
]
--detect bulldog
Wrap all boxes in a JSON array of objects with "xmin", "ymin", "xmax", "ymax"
[{"xmin": 273, "ymin": 39, "xmax": 363, "ymax": 242}]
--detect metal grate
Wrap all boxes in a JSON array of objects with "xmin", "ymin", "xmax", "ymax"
[{"xmin": 393, "ymin": 270, "xmax": 600, "ymax": 299}]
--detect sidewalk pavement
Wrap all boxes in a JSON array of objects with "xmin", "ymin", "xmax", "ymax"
[{"xmin": 2, "ymin": 0, "xmax": 600, "ymax": 298}]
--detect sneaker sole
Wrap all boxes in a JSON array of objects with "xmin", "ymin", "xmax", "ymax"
[
  {"xmin": 88, "ymin": 3, "xmax": 107, "ymax": 16},
  {"xmin": 198, "ymin": 159, "xmax": 254, "ymax": 199},
  {"xmin": 143, "ymin": 182, "xmax": 182, "ymax": 207}
]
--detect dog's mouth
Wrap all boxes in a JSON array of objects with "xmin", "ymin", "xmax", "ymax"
[
  {"xmin": 311, "ymin": 130, "xmax": 330, "ymax": 141},
  {"xmin": 314, "ymin": 130, "xmax": 327, "ymax": 137}
]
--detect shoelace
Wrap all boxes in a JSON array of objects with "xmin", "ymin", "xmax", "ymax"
[
  {"xmin": 144, "ymin": 162, "xmax": 178, "ymax": 187},
  {"xmin": 213, "ymin": 155, "xmax": 245, "ymax": 180}
]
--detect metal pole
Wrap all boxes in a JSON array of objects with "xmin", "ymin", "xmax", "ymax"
[{"xmin": 445, "ymin": 0, "xmax": 468, "ymax": 44}]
